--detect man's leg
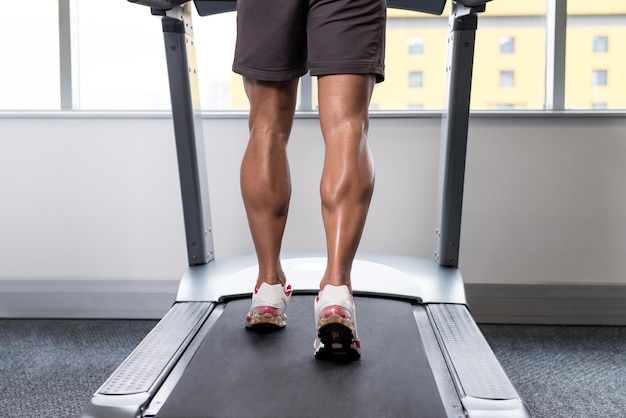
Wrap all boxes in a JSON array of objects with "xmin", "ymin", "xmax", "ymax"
[
  {"xmin": 317, "ymin": 74, "xmax": 376, "ymax": 293},
  {"xmin": 313, "ymin": 73, "xmax": 375, "ymax": 359},
  {"xmin": 240, "ymin": 78, "xmax": 299, "ymax": 290}
]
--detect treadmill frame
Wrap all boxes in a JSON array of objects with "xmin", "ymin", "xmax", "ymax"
[{"xmin": 82, "ymin": 1, "xmax": 531, "ymax": 417}]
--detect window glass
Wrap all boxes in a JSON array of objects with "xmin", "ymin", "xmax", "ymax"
[
  {"xmin": 372, "ymin": 0, "xmax": 547, "ymax": 111},
  {"xmin": 565, "ymin": 0, "xmax": 626, "ymax": 110},
  {"xmin": 65, "ymin": 0, "xmax": 549, "ymax": 112},
  {"xmin": 0, "ymin": 1, "xmax": 60, "ymax": 110},
  {"xmin": 472, "ymin": 0, "xmax": 547, "ymax": 110},
  {"xmin": 74, "ymin": 2, "xmax": 245, "ymax": 111},
  {"xmin": 194, "ymin": 11, "xmax": 248, "ymax": 111},
  {"xmin": 74, "ymin": 0, "xmax": 169, "ymax": 110},
  {"xmin": 371, "ymin": 9, "xmax": 447, "ymax": 110}
]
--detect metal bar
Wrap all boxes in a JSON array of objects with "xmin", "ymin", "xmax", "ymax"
[
  {"xmin": 428, "ymin": 304, "xmax": 531, "ymax": 417},
  {"xmin": 161, "ymin": 4, "xmax": 215, "ymax": 265},
  {"xmin": 435, "ymin": 2, "xmax": 481, "ymax": 267},
  {"xmin": 545, "ymin": 0, "xmax": 567, "ymax": 110},
  {"xmin": 299, "ymin": 72, "xmax": 313, "ymax": 111},
  {"xmin": 58, "ymin": 0, "xmax": 73, "ymax": 109}
]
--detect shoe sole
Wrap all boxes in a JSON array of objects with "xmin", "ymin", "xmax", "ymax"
[
  {"xmin": 246, "ymin": 314, "xmax": 286, "ymax": 331},
  {"xmin": 315, "ymin": 321, "xmax": 361, "ymax": 362}
]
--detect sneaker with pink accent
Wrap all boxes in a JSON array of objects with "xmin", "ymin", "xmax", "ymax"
[
  {"xmin": 245, "ymin": 282, "xmax": 292, "ymax": 330},
  {"xmin": 313, "ymin": 285, "xmax": 361, "ymax": 361}
]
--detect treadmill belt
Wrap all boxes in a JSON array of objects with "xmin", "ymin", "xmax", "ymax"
[{"xmin": 156, "ymin": 296, "xmax": 448, "ymax": 418}]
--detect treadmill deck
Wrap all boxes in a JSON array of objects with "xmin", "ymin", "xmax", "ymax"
[{"xmin": 154, "ymin": 296, "xmax": 450, "ymax": 418}]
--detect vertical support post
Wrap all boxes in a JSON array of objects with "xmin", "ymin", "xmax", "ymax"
[
  {"xmin": 299, "ymin": 72, "xmax": 313, "ymax": 111},
  {"xmin": 58, "ymin": 0, "xmax": 73, "ymax": 109},
  {"xmin": 545, "ymin": 0, "xmax": 567, "ymax": 110},
  {"xmin": 161, "ymin": 4, "xmax": 215, "ymax": 266},
  {"xmin": 435, "ymin": 2, "xmax": 483, "ymax": 267}
]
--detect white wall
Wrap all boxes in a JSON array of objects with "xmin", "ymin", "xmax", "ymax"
[{"xmin": 1, "ymin": 114, "xmax": 625, "ymax": 289}]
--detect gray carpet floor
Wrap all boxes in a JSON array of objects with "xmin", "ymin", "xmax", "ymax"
[{"xmin": 0, "ymin": 319, "xmax": 624, "ymax": 418}]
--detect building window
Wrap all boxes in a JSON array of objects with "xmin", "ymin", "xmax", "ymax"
[
  {"xmin": 593, "ymin": 36, "xmax": 608, "ymax": 53},
  {"xmin": 591, "ymin": 102, "xmax": 607, "ymax": 109},
  {"xmin": 408, "ymin": 37, "xmax": 424, "ymax": 55},
  {"xmin": 499, "ymin": 36, "xmax": 515, "ymax": 54},
  {"xmin": 408, "ymin": 103, "xmax": 424, "ymax": 110},
  {"xmin": 592, "ymin": 70, "xmax": 608, "ymax": 86},
  {"xmin": 499, "ymin": 70, "xmax": 515, "ymax": 87},
  {"xmin": 409, "ymin": 71, "xmax": 423, "ymax": 87}
]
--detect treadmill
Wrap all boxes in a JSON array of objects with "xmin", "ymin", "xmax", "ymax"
[{"xmin": 82, "ymin": 1, "xmax": 532, "ymax": 417}]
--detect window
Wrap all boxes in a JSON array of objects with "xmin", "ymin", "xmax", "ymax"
[
  {"xmin": 74, "ymin": 2, "xmax": 169, "ymax": 110},
  {"xmin": 591, "ymin": 102, "xmax": 607, "ymax": 109},
  {"xmin": 0, "ymin": 0, "xmax": 60, "ymax": 109},
  {"xmin": 4, "ymin": 0, "xmax": 626, "ymax": 111},
  {"xmin": 499, "ymin": 36, "xmax": 515, "ymax": 54},
  {"xmin": 472, "ymin": 0, "xmax": 547, "ymax": 109},
  {"xmin": 409, "ymin": 71, "xmax": 424, "ymax": 87},
  {"xmin": 408, "ymin": 37, "xmax": 424, "ymax": 55},
  {"xmin": 592, "ymin": 70, "xmax": 608, "ymax": 86},
  {"xmin": 499, "ymin": 70, "xmax": 515, "ymax": 87},
  {"xmin": 408, "ymin": 103, "xmax": 424, "ymax": 110},
  {"xmin": 565, "ymin": 0, "xmax": 626, "ymax": 109},
  {"xmin": 593, "ymin": 36, "xmax": 608, "ymax": 53}
]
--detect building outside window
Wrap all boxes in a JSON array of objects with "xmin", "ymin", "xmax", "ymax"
[{"xmin": 565, "ymin": 1, "xmax": 625, "ymax": 109}]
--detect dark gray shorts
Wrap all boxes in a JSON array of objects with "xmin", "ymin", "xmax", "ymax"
[{"xmin": 232, "ymin": 0, "xmax": 386, "ymax": 83}]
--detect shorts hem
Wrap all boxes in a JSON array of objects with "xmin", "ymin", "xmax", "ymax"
[
  {"xmin": 232, "ymin": 64, "xmax": 308, "ymax": 82},
  {"xmin": 310, "ymin": 62, "xmax": 385, "ymax": 83}
]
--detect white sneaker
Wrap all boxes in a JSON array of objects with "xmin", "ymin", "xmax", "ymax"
[
  {"xmin": 313, "ymin": 285, "xmax": 361, "ymax": 361},
  {"xmin": 245, "ymin": 282, "xmax": 292, "ymax": 330}
]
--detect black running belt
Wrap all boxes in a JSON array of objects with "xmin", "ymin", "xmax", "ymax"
[{"xmin": 156, "ymin": 296, "xmax": 448, "ymax": 418}]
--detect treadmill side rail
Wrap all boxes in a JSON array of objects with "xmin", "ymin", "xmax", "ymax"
[
  {"xmin": 81, "ymin": 393, "xmax": 151, "ymax": 418},
  {"xmin": 428, "ymin": 304, "xmax": 531, "ymax": 418},
  {"xmin": 462, "ymin": 397, "xmax": 530, "ymax": 418},
  {"xmin": 81, "ymin": 302, "xmax": 214, "ymax": 418}
]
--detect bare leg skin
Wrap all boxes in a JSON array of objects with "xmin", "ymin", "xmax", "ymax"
[
  {"xmin": 240, "ymin": 78, "xmax": 299, "ymax": 290},
  {"xmin": 317, "ymin": 74, "xmax": 376, "ymax": 293}
]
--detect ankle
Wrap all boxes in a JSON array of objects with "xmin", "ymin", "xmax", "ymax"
[
  {"xmin": 256, "ymin": 274, "xmax": 286, "ymax": 289},
  {"xmin": 319, "ymin": 279, "xmax": 352, "ymax": 294}
]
